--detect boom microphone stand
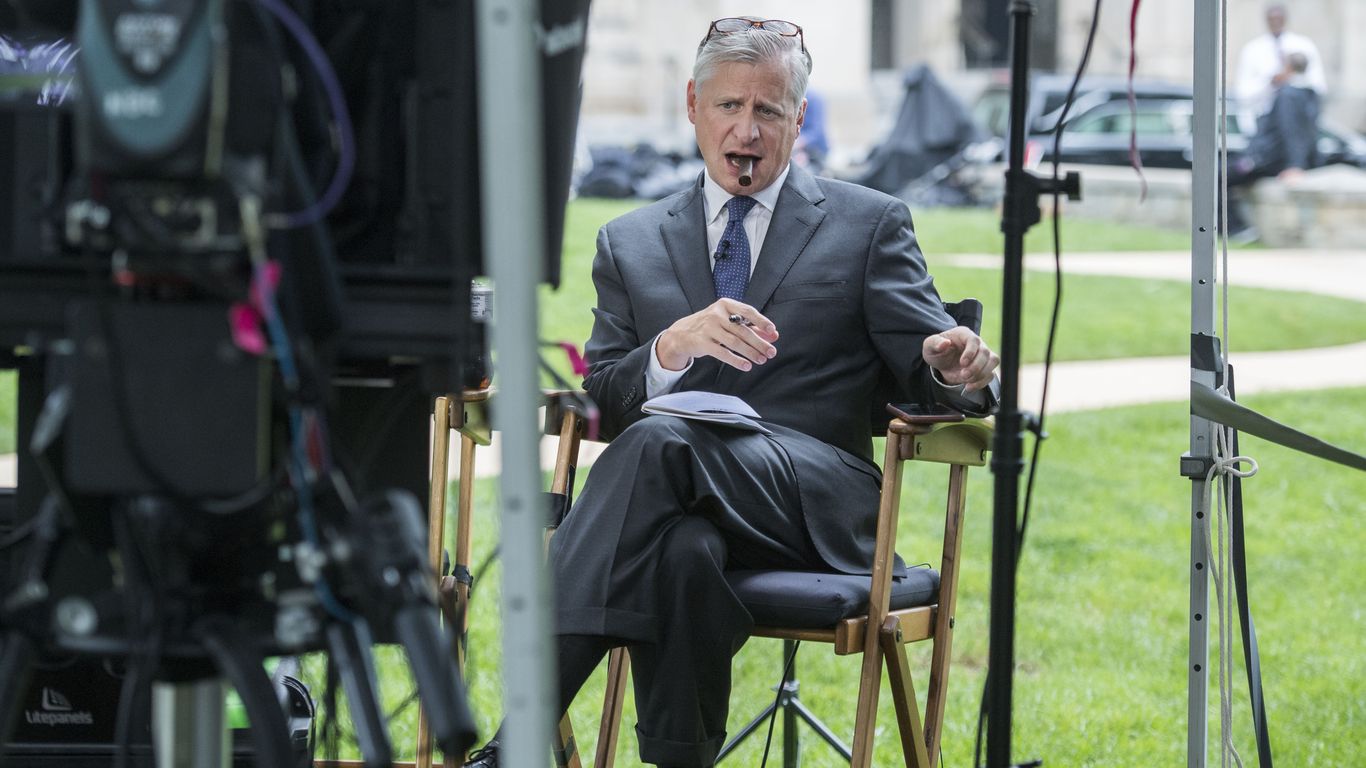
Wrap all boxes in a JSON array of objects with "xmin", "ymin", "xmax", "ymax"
[{"xmin": 988, "ymin": 2, "xmax": 1080, "ymax": 767}]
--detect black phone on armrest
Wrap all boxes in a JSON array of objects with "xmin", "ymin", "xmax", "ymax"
[{"xmin": 886, "ymin": 402, "xmax": 966, "ymax": 423}]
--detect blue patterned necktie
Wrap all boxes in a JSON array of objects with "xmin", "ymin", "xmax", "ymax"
[{"xmin": 712, "ymin": 196, "xmax": 758, "ymax": 301}]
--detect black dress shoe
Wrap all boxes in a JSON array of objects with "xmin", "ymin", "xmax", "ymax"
[{"xmin": 463, "ymin": 737, "xmax": 499, "ymax": 767}]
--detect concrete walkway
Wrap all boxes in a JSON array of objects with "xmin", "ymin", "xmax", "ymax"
[
  {"xmin": 944, "ymin": 249, "xmax": 1366, "ymax": 414},
  {"xmin": 941, "ymin": 250, "xmax": 1366, "ymax": 302},
  {"xmin": 3, "ymin": 248, "xmax": 1363, "ymax": 485}
]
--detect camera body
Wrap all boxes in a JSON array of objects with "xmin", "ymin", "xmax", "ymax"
[{"xmin": 0, "ymin": 0, "xmax": 594, "ymax": 759}]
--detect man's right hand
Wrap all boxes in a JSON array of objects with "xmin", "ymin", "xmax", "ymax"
[{"xmin": 656, "ymin": 300, "xmax": 780, "ymax": 372}]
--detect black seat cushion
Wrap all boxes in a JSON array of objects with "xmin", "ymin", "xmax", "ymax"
[{"xmin": 727, "ymin": 566, "xmax": 941, "ymax": 629}]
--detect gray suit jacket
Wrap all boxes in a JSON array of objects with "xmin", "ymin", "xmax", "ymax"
[{"xmin": 582, "ymin": 164, "xmax": 983, "ymax": 573}]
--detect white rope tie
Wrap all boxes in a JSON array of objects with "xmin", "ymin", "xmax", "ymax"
[{"xmin": 1202, "ymin": 425, "xmax": 1257, "ymax": 768}]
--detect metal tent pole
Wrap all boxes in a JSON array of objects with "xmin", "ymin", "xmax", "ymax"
[
  {"xmin": 1185, "ymin": 1, "xmax": 1221, "ymax": 766},
  {"xmin": 476, "ymin": 0, "xmax": 554, "ymax": 763}
]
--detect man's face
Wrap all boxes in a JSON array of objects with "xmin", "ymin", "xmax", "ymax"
[
  {"xmin": 687, "ymin": 60, "xmax": 806, "ymax": 196},
  {"xmin": 1266, "ymin": 8, "xmax": 1286, "ymax": 36}
]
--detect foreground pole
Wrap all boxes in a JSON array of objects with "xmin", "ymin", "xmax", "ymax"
[
  {"xmin": 476, "ymin": 0, "xmax": 553, "ymax": 764},
  {"xmin": 1185, "ymin": 0, "xmax": 1221, "ymax": 765}
]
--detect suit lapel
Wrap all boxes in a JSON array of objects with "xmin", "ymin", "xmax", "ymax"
[
  {"xmin": 660, "ymin": 176, "xmax": 715, "ymax": 314},
  {"xmin": 745, "ymin": 165, "xmax": 827, "ymax": 312}
]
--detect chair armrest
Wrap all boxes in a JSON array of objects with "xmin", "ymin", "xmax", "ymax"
[
  {"xmin": 888, "ymin": 416, "xmax": 993, "ymax": 467},
  {"xmin": 542, "ymin": 389, "xmax": 604, "ymax": 443},
  {"xmin": 447, "ymin": 387, "xmax": 494, "ymax": 446}
]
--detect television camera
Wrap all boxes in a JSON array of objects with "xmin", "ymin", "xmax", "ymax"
[{"xmin": 0, "ymin": 0, "xmax": 589, "ymax": 764}]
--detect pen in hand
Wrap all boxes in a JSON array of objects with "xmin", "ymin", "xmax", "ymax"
[{"xmin": 723, "ymin": 313, "xmax": 757, "ymax": 366}]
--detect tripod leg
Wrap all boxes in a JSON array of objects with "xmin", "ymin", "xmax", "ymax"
[
  {"xmin": 2, "ymin": 497, "xmax": 60, "ymax": 758},
  {"xmin": 0, "ymin": 632, "xmax": 36, "ymax": 751},
  {"xmin": 788, "ymin": 698, "xmax": 852, "ymax": 760},
  {"xmin": 715, "ymin": 700, "xmax": 780, "ymax": 762}
]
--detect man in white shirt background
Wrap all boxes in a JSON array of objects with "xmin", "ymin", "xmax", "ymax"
[{"xmin": 1235, "ymin": 2, "xmax": 1328, "ymax": 133}]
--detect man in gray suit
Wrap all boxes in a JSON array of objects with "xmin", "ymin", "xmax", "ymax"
[{"xmin": 466, "ymin": 16, "xmax": 998, "ymax": 768}]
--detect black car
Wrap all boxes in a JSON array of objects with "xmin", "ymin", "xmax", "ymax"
[{"xmin": 971, "ymin": 73, "xmax": 1366, "ymax": 170}]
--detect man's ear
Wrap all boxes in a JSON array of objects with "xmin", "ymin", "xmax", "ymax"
[
  {"xmin": 796, "ymin": 98, "xmax": 807, "ymax": 128},
  {"xmin": 686, "ymin": 79, "xmax": 698, "ymax": 125}
]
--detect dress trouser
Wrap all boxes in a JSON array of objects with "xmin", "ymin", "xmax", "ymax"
[{"xmin": 549, "ymin": 415, "xmax": 825, "ymax": 766}]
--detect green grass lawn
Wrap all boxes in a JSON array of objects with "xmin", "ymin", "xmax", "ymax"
[
  {"xmin": 324, "ymin": 386, "xmax": 1364, "ymax": 766},
  {"xmin": 539, "ymin": 201, "xmax": 1365, "ymax": 384}
]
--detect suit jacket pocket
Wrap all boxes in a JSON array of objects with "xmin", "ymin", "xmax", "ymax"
[{"xmin": 771, "ymin": 280, "xmax": 847, "ymax": 304}]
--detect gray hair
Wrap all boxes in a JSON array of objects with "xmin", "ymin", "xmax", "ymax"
[{"xmin": 693, "ymin": 19, "xmax": 812, "ymax": 112}]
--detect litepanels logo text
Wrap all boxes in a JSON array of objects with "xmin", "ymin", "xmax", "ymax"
[{"xmin": 24, "ymin": 687, "xmax": 94, "ymax": 726}]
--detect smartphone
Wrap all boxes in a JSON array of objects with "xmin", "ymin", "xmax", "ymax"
[{"xmin": 886, "ymin": 402, "xmax": 966, "ymax": 423}]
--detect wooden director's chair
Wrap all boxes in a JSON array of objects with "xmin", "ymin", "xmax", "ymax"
[
  {"xmin": 312, "ymin": 388, "xmax": 492, "ymax": 768},
  {"xmin": 410, "ymin": 379, "xmax": 990, "ymax": 768},
  {"xmin": 417, "ymin": 387, "xmax": 493, "ymax": 768},
  {"xmin": 547, "ymin": 402, "xmax": 993, "ymax": 768},
  {"xmin": 411, "ymin": 387, "xmax": 595, "ymax": 768}
]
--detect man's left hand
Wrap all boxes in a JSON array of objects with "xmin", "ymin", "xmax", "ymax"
[{"xmin": 922, "ymin": 326, "xmax": 999, "ymax": 393}]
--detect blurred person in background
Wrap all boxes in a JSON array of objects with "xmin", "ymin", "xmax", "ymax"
[
  {"xmin": 793, "ymin": 87, "xmax": 828, "ymax": 172},
  {"xmin": 1235, "ymin": 2, "xmax": 1326, "ymax": 133},
  {"xmin": 1227, "ymin": 51, "xmax": 1321, "ymax": 239}
]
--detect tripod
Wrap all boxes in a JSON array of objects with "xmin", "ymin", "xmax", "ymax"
[{"xmin": 716, "ymin": 640, "xmax": 850, "ymax": 766}]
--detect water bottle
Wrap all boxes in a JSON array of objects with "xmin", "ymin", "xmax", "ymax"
[{"xmin": 464, "ymin": 279, "xmax": 493, "ymax": 390}]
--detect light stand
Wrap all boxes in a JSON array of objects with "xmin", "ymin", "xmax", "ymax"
[
  {"xmin": 716, "ymin": 640, "xmax": 851, "ymax": 766},
  {"xmin": 988, "ymin": 2, "xmax": 1080, "ymax": 766}
]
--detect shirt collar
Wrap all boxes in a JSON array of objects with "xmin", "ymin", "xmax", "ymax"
[{"xmin": 703, "ymin": 162, "xmax": 792, "ymax": 225}]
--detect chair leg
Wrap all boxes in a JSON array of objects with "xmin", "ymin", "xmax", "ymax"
[
  {"xmin": 849, "ymin": 634, "xmax": 885, "ymax": 767},
  {"xmin": 594, "ymin": 647, "xmax": 631, "ymax": 768},
  {"xmin": 417, "ymin": 396, "xmax": 456, "ymax": 768},
  {"xmin": 454, "ymin": 433, "xmax": 479, "ymax": 669},
  {"xmin": 444, "ymin": 432, "xmax": 481, "ymax": 767},
  {"xmin": 881, "ymin": 617, "xmax": 930, "ymax": 768},
  {"xmin": 553, "ymin": 714, "xmax": 585, "ymax": 768},
  {"xmin": 554, "ymin": 645, "xmax": 629, "ymax": 768},
  {"xmin": 923, "ymin": 464, "xmax": 969, "ymax": 766}
]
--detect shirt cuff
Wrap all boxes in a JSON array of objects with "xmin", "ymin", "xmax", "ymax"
[
  {"xmin": 646, "ymin": 333, "xmax": 691, "ymax": 398},
  {"xmin": 928, "ymin": 366, "xmax": 996, "ymax": 417}
]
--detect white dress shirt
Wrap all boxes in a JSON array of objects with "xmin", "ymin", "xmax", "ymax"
[
  {"xmin": 645, "ymin": 165, "xmax": 792, "ymax": 396},
  {"xmin": 1235, "ymin": 30, "xmax": 1327, "ymax": 128}
]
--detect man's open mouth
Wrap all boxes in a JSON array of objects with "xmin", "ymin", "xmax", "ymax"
[{"xmin": 726, "ymin": 154, "xmax": 758, "ymax": 186}]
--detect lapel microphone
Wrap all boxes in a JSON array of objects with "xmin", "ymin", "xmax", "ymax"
[{"xmin": 717, "ymin": 239, "xmax": 731, "ymax": 258}]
